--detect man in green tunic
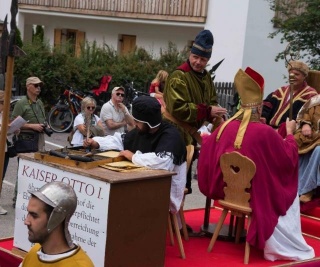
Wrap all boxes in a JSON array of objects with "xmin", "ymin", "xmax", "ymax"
[{"xmin": 163, "ymin": 29, "xmax": 227, "ymax": 194}]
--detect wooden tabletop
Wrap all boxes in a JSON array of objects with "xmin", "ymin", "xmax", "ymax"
[{"xmin": 19, "ymin": 153, "xmax": 175, "ymax": 184}]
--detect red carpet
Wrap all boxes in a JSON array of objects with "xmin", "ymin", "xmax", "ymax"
[
  {"xmin": 165, "ymin": 208, "xmax": 320, "ymax": 267},
  {"xmin": 301, "ymin": 198, "xmax": 320, "ymax": 216},
  {"xmin": 1, "ymin": 207, "xmax": 319, "ymax": 267},
  {"xmin": 0, "ymin": 238, "xmax": 23, "ymax": 267}
]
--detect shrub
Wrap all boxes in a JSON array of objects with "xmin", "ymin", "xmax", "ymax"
[{"xmin": 14, "ymin": 40, "xmax": 188, "ymax": 109}]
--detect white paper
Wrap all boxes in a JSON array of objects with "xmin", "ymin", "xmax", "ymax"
[{"xmin": 8, "ymin": 115, "xmax": 27, "ymax": 134}]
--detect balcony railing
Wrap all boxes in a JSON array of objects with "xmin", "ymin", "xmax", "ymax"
[{"xmin": 18, "ymin": 0, "xmax": 208, "ymax": 23}]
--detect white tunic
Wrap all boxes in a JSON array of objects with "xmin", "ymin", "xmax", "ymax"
[{"xmin": 264, "ymin": 194, "xmax": 315, "ymax": 261}]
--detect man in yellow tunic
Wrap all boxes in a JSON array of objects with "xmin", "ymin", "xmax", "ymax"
[{"xmin": 19, "ymin": 182, "xmax": 94, "ymax": 267}]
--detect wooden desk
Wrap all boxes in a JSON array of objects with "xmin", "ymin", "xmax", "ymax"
[{"xmin": 14, "ymin": 153, "xmax": 174, "ymax": 267}]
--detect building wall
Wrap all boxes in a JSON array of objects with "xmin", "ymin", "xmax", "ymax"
[
  {"xmin": 204, "ymin": 0, "xmax": 249, "ymax": 85},
  {"xmin": 242, "ymin": 0, "xmax": 287, "ymax": 95},
  {"xmin": 18, "ymin": 11, "xmax": 201, "ymax": 57},
  {"xmin": 205, "ymin": 0, "xmax": 287, "ymax": 96},
  {"xmin": 0, "ymin": 1, "xmax": 12, "ymax": 29},
  {"xmin": 40, "ymin": 16, "xmax": 201, "ymax": 56},
  {"xmin": 0, "ymin": 0, "xmax": 293, "ymax": 97}
]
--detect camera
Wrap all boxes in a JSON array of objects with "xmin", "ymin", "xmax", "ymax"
[{"xmin": 43, "ymin": 122, "xmax": 53, "ymax": 137}]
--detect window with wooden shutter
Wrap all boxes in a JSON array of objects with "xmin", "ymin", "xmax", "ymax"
[
  {"xmin": 54, "ymin": 29, "xmax": 62, "ymax": 48},
  {"xmin": 120, "ymin": 35, "xmax": 136, "ymax": 55},
  {"xmin": 54, "ymin": 28, "xmax": 85, "ymax": 56},
  {"xmin": 76, "ymin": 31, "xmax": 85, "ymax": 57}
]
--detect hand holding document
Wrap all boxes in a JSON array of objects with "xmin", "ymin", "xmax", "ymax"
[{"xmin": 8, "ymin": 116, "xmax": 27, "ymax": 134}]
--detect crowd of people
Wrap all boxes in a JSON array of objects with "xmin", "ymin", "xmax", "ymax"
[{"xmin": 1, "ymin": 28, "xmax": 320, "ymax": 264}]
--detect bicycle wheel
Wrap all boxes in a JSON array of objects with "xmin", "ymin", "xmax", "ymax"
[{"xmin": 48, "ymin": 106, "xmax": 74, "ymax": 133}]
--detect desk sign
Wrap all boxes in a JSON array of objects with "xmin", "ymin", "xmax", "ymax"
[{"xmin": 14, "ymin": 158, "xmax": 110, "ymax": 267}]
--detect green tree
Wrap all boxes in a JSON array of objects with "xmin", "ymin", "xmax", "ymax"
[
  {"xmin": 33, "ymin": 25, "xmax": 44, "ymax": 42},
  {"xmin": 15, "ymin": 27, "xmax": 23, "ymax": 48},
  {"xmin": 268, "ymin": 0, "xmax": 320, "ymax": 69}
]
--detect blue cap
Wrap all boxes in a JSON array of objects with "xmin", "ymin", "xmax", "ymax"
[{"xmin": 191, "ymin": 30, "xmax": 214, "ymax": 58}]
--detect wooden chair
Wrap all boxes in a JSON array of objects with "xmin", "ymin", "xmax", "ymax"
[
  {"xmin": 167, "ymin": 196, "xmax": 188, "ymax": 259},
  {"xmin": 166, "ymin": 145, "xmax": 194, "ymax": 259},
  {"xmin": 178, "ymin": 188, "xmax": 189, "ymax": 241},
  {"xmin": 167, "ymin": 212, "xmax": 186, "ymax": 259},
  {"xmin": 167, "ymin": 189, "xmax": 189, "ymax": 259},
  {"xmin": 207, "ymin": 151, "xmax": 256, "ymax": 264},
  {"xmin": 178, "ymin": 144, "xmax": 195, "ymax": 241}
]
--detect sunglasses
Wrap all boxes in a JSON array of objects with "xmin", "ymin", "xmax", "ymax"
[
  {"xmin": 116, "ymin": 93, "xmax": 125, "ymax": 97},
  {"xmin": 34, "ymin": 84, "xmax": 41, "ymax": 88},
  {"xmin": 87, "ymin": 106, "xmax": 96, "ymax": 110}
]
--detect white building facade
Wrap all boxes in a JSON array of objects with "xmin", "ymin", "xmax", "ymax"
[{"xmin": 0, "ymin": 0, "xmax": 290, "ymax": 96}]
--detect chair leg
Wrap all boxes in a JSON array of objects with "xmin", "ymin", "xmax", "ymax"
[
  {"xmin": 168, "ymin": 214, "xmax": 174, "ymax": 246},
  {"xmin": 178, "ymin": 188, "xmax": 190, "ymax": 241},
  {"xmin": 208, "ymin": 209, "xmax": 228, "ymax": 252},
  {"xmin": 186, "ymin": 145, "xmax": 194, "ymax": 172},
  {"xmin": 235, "ymin": 216, "xmax": 245, "ymax": 244},
  {"xmin": 179, "ymin": 206, "xmax": 189, "ymax": 241},
  {"xmin": 172, "ymin": 213, "xmax": 186, "ymax": 259},
  {"xmin": 228, "ymin": 214, "xmax": 235, "ymax": 237},
  {"xmin": 244, "ymin": 216, "xmax": 251, "ymax": 264},
  {"xmin": 203, "ymin": 197, "xmax": 212, "ymax": 229}
]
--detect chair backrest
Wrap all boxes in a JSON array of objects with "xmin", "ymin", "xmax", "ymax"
[
  {"xmin": 220, "ymin": 151, "xmax": 256, "ymax": 208},
  {"xmin": 92, "ymin": 75, "xmax": 112, "ymax": 96},
  {"xmin": 306, "ymin": 70, "xmax": 320, "ymax": 93}
]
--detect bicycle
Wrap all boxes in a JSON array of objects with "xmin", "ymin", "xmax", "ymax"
[
  {"xmin": 47, "ymin": 79, "xmax": 86, "ymax": 133},
  {"xmin": 123, "ymin": 80, "xmax": 149, "ymax": 112}
]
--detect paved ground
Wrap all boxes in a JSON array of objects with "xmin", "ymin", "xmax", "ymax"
[{"xmin": 0, "ymin": 133, "xmax": 206, "ymax": 239}]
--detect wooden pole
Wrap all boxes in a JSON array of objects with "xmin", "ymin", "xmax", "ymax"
[
  {"xmin": 0, "ymin": 56, "xmax": 14, "ymax": 194},
  {"xmin": 85, "ymin": 113, "xmax": 91, "ymax": 152},
  {"xmin": 288, "ymin": 72, "xmax": 295, "ymax": 120}
]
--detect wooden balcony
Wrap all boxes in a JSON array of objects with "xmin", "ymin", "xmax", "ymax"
[{"xmin": 18, "ymin": 0, "xmax": 208, "ymax": 23}]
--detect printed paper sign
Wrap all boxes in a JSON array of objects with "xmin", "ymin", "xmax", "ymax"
[{"xmin": 14, "ymin": 158, "xmax": 110, "ymax": 267}]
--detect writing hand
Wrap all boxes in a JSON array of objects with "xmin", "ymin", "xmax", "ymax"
[{"xmin": 119, "ymin": 150, "xmax": 134, "ymax": 161}]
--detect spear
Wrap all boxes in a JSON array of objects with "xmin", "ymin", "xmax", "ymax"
[
  {"xmin": 209, "ymin": 58, "xmax": 224, "ymax": 81},
  {"xmin": 0, "ymin": 0, "xmax": 24, "ymax": 196},
  {"xmin": 85, "ymin": 112, "xmax": 91, "ymax": 152}
]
